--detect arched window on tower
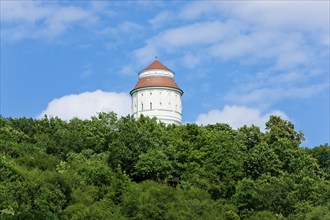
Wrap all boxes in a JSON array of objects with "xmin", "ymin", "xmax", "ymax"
[
  {"xmin": 142, "ymin": 103, "xmax": 144, "ymax": 110},
  {"xmin": 150, "ymin": 102, "xmax": 152, "ymax": 109}
]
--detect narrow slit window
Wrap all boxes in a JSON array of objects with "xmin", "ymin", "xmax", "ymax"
[
  {"xmin": 150, "ymin": 102, "xmax": 152, "ymax": 109},
  {"xmin": 142, "ymin": 103, "xmax": 144, "ymax": 110}
]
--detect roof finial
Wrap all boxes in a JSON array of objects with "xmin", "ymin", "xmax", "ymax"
[{"xmin": 155, "ymin": 55, "xmax": 158, "ymax": 60}]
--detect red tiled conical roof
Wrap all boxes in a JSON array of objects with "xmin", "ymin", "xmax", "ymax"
[
  {"xmin": 143, "ymin": 60, "xmax": 170, "ymax": 71},
  {"xmin": 131, "ymin": 76, "xmax": 182, "ymax": 94}
]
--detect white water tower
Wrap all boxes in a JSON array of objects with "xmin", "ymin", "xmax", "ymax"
[{"xmin": 130, "ymin": 60, "xmax": 183, "ymax": 125}]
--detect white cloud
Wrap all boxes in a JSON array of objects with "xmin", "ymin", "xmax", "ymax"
[
  {"xmin": 133, "ymin": 20, "xmax": 238, "ymax": 65},
  {"xmin": 38, "ymin": 90, "xmax": 131, "ymax": 120},
  {"xmin": 99, "ymin": 21, "xmax": 144, "ymax": 48},
  {"xmin": 181, "ymin": 52, "xmax": 202, "ymax": 69},
  {"xmin": 1, "ymin": 1, "xmax": 51, "ymax": 23},
  {"xmin": 130, "ymin": 2, "xmax": 329, "ymax": 117},
  {"xmin": 133, "ymin": 1, "xmax": 328, "ymax": 77},
  {"xmin": 119, "ymin": 21, "xmax": 143, "ymax": 34},
  {"xmin": 149, "ymin": 11, "xmax": 173, "ymax": 28},
  {"xmin": 209, "ymin": 30, "xmax": 310, "ymax": 68},
  {"xmin": 227, "ymin": 1, "xmax": 329, "ymax": 31},
  {"xmin": 43, "ymin": 6, "xmax": 96, "ymax": 37},
  {"xmin": 196, "ymin": 105, "xmax": 288, "ymax": 131},
  {"xmin": 1, "ymin": 1, "xmax": 102, "ymax": 41},
  {"xmin": 224, "ymin": 82, "xmax": 329, "ymax": 109},
  {"xmin": 179, "ymin": 2, "xmax": 218, "ymax": 20},
  {"xmin": 180, "ymin": 1, "xmax": 329, "ymax": 32},
  {"xmin": 152, "ymin": 20, "xmax": 236, "ymax": 48},
  {"xmin": 153, "ymin": 4, "xmax": 328, "ymax": 108}
]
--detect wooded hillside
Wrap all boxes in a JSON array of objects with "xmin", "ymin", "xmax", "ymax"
[{"xmin": 1, "ymin": 113, "xmax": 329, "ymax": 219}]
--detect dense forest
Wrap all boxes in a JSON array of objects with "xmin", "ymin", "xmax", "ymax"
[{"xmin": 0, "ymin": 113, "xmax": 329, "ymax": 219}]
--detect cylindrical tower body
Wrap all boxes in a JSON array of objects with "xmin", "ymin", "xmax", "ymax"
[{"xmin": 130, "ymin": 60, "xmax": 183, "ymax": 125}]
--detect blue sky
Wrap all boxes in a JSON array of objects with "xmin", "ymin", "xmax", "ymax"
[{"xmin": 1, "ymin": 1, "xmax": 329, "ymax": 147}]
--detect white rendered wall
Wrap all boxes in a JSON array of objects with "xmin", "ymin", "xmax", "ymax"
[{"xmin": 131, "ymin": 87, "xmax": 182, "ymax": 125}]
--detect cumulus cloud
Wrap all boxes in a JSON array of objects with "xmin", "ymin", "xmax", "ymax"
[
  {"xmin": 196, "ymin": 105, "xmax": 288, "ymax": 131},
  {"xmin": 38, "ymin": 90, "xmax": 131, "ymax": 120}
]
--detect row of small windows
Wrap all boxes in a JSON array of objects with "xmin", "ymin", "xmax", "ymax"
[
  {"xmin": 141, "ymin": 92, "xmax": 154, "ymax": 96},
  {"xmin": 141, "ymin": 103, "xmax": 153, "ymax": 110},
  {"xmin": 139, "ymin": 102, "xmax": 179, "ymax": 110},
  {"xmin": 140, "ymin": 91, "xmax": 179, "ymax": 97}
]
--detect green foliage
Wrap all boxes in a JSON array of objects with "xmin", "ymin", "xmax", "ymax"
[
  {"xmin": 237, "ymin": 125, "xmax": 263, "ymax": 151},
  {"xmin": 134, "ymin": 149, "xmax": 173, "ymax": 181},
  {"xmin": 0, "ymin": 113, "xmax": 329, "ymax": 219},
  {"xmin": 264, "ymin": 116, "xmax": 305, "ymax": 147},
  {"xmin": 120, "ymin": 180, "xmax": 239, "ymax": 220},
  {"xmin": 246, "ymin": 210, "xmax": 281, "ymax": 220},
  {"xmin": 305, "ymin": 204, "xmax": 330, "ymax": 220},
  {"xmin": 243, "ymin": 143, "xmax": 282, "ymax": 179},
  {"xmin": 309, "ymin": 144, "xmax": 330, "ymax": 179}
]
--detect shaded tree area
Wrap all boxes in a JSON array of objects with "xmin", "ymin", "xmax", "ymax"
[{"xmin": 0, "ymin": 113, "xmax": 329, "ymax": 219}]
